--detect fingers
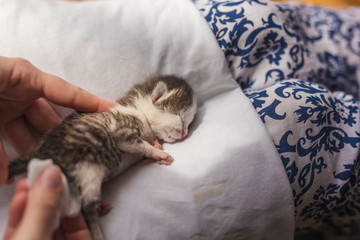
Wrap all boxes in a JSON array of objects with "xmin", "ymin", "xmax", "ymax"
[
  {"xmin": 3, "ymin": 180, "xmax": 29, "ymax": 240},
  {"xmin": 2, "ymin": 118, "xmax": 38, "ymax": 155},
  {"xmin": 7, "ymin": 191, "xmax": 28, "ymax": 227},
  {"xmin": 11, "ymin": 166, "xmax": 63, "ymax": 240},
  {"xmin": 15, "ymin": 179, "xmax": 28, "ymax": 192},
  {"xmin": 53, "ymin": 214, "xmax": 92, "ymax": 240},
  {"xmin": 0, "ymin": 56, "xmax": 114, "ymax": 113},
  {"xmin": 3, "ymin": 179, "xmax": 29, "ymax": 239},
  {"xmin": 37, "ymin": 71, "xmax": 115, "ymax": 112},
  {"xmin": 61, "ymin": 214, "xmax": 92, "ymax": 240},
  {"xmin": 24, "ymin": 98, "xmax": 61, "ymax": 135},
  {"xmin": 53, "ymin": 228, "xmax": 65, "ymax": 240},
  {"xmin": 3, "ymin": 191, "xmax": 28, "ymax": 240},
  {"xmin": 0, "ymin": 57, "xmax": 43, "ymax": 100},
  {"xmin": 0, "ymin": 140, "xmax": 9, "ymax": 184},
  {"xmin": 2, "ymin": 99, "xmax": 59, "ymax": 159}
]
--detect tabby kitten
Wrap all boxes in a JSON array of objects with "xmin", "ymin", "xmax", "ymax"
[{"xmin": 8, "ymin": 75, "xmax": 197, "ymax": 240}]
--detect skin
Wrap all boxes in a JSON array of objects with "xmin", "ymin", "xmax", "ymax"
[
  {"xmin": 0, "ymin": 56, "xmax": 115, "ymax": 184},
  {"xmin": 0, "ymin": 56, "xmax": 115, "ymax": 239},
  {"xmin": 3, "ymin": 166, "xmax": 92, "ymax": 240}
]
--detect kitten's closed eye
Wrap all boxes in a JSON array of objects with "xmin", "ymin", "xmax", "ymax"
[
  {"xmin": 155, "ymin": 112, "xmax": 192, "ymax": 143},
  {"xmin": 134, "ymin": 75, "xmax": 197, "ymax": 143}
]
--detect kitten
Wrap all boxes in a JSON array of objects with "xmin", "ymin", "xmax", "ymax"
[{"xmin": 7, "ymin": 75, "xmax": 197, "ymax": 240}]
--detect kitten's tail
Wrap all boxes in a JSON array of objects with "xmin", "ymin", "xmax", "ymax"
[{"xmin": 8, "ymin": 152, "xmax": 39, "ymax": 180}]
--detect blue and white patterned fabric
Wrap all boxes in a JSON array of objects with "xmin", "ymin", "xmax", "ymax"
[{"xmin": 193, "ymin": 0, "xmax": 360, "ymax": 234}]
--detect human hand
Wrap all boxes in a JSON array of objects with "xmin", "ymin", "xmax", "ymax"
[
  {"xmin": 3, "ymin": 166, "xmax": 92, "ymax": 240},
  {"xmin": 0, "ymin": 57, "xmax": 115, "ymax": 184}
]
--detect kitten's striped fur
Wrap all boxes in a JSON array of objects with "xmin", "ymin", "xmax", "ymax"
[{"xmin": 8, "ymin": 75, "xmax": 197, "ymax": 240}]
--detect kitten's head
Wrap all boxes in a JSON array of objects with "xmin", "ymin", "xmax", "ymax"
[{"xmin": 147, "ymin": 76, "xmax": 197, "ymax": 143}]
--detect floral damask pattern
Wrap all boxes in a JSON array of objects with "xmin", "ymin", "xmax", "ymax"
[
  {"xmin": 193, "ymin": 0, "xmax": 360, "ymax": 234},
  {"xmin": 253, "ymin": 31, "xmax": 287, "ymax": 65},
  {"xmin": 194, "ymin": 0, "xmax": 360, "ymax": 97},
  {"xmin": 246, "ymin": 80, "xmax": 360, "ymax": 232}
]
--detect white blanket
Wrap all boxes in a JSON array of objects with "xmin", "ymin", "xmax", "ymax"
[{"xmin": 0, "ymin": 0, "xmax": 294, "ymax": 239}]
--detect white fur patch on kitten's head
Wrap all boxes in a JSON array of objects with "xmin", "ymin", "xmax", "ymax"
[
  {"xmin": 119, "ymin": 75, "xmax": 197, "ymax": 143},
  {"xmin": 150, "ymin": 97, "xmax": 197, "ymax": 143},
  {"xmin": 149, "ymin": 77, "xmax": 197, "ymax": 143}
]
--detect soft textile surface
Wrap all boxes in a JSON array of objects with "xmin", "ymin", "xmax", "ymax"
[
  {"xmin": 193, "ymin": 0, "xmax": 360, "ymax": 236},
  {"xmin": 0, "ymin": 0, "xmax": 294, "ymax": 239}
]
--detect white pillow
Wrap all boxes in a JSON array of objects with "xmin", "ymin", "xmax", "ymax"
[{"xmin": 0, "ymin": 0, "xmax": 294, "ymax": 239}]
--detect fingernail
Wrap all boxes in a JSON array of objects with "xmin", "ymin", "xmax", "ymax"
[{"xmin": 39, "ymin": 166, "xmax": 61, "ymax": 188}]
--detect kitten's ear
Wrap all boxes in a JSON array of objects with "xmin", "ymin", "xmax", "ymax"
[{"xmin": 151, "ymin": 82, "xmax": 168, "ymax": 103}]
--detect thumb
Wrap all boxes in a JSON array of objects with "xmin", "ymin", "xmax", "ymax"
[{"xmin": 13, "ymin": 166, "xmax": 63, "ymax": 240}]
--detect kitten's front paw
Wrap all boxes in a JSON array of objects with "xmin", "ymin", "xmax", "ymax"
[
  {"xmin": 155, "ymin": 152, "xmax": 174, "ymax": 165},
  {"xmin": 151, "ymin": 139, "xmax": 162, "ymax": 150}
]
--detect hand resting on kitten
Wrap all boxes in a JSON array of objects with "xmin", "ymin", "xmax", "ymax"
[{"xmin": 0, "ymin": 56, "xmax": 114, "ymax": 240}]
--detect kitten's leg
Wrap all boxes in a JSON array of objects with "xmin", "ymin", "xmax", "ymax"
[
  {"xmin": 83, "ymin": 200, "xmax": 104, "ymax": 240},
  {"xmin": 119, "ymin": 140, "xmax": 173, "ymax": 165},
  {"xmin": 72, "ymin": 163, "xmax": 107, "ymax": 240}
]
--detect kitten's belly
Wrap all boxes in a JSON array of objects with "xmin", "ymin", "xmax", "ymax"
[{"xmin": 105, "ymin": 153, "xmax": 143, "ymax": 181}]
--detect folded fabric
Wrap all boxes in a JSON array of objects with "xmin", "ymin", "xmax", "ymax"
[{"xmin": 193, "ymin": 0, "xmax": 360, "ymax": 235}]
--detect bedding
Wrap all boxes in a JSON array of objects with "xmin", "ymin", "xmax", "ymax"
[
  {"xmin": 3, "ymin": 0, "xmax": 359, "ymax": 238},
  {"xmin": 0, "ymin": 0, "xmax": 294, "ymax": 240},
  {"xmin": 192, "ymin": 0, "xmax": 360, "ymax": 237}
]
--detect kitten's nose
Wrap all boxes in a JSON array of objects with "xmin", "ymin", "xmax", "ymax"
[{"xmin": 181, "ymin": 130, "xmax": 187, "ymax": 139}]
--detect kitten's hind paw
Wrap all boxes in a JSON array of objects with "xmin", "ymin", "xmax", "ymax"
[
  {"xmin": 97, "ymin": 200, "xmax": 113, "ymax": 216},
  {"xmin": 156, "ymin": 153, "xmax": 174, "ymax": 165}
]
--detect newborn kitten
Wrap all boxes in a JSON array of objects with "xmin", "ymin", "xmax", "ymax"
[{"xmin": 7, "ymin": 75, "xmax": 197, "ymax": 240}]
